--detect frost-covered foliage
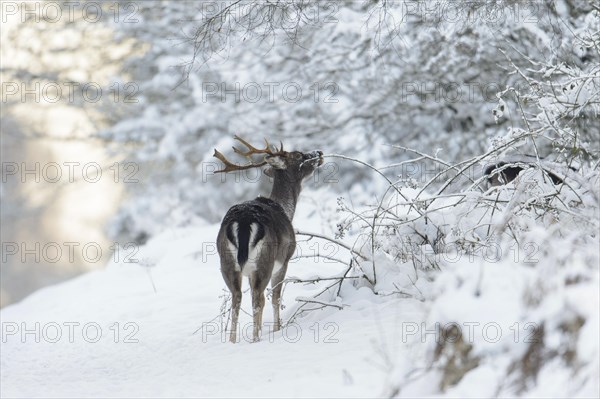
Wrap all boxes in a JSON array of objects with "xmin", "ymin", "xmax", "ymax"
[
  {"xmin": 340, "ymin": 154, "xmax": 599, "ymax": 395},
  {"xmin": 327, "ymin": 8, "xmax": 600, "ymax": 393},
  {"xmin": 100, "ymin": 0, "xmax": 599, "ymax": 241}
]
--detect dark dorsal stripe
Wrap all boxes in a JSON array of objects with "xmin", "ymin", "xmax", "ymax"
[
  {"xmin": 225, "ymin": 220, "xmax": 266, "ymax": 269},
  {"xmin": 236, "ymin": 223, "xmax": 251, "ymax": 267}
]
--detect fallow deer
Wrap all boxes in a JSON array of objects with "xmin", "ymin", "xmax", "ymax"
[
  {"xmin": 214, "ymin": 136, "xmax": 323, "ymax": 342},
  {"xmin": 483, "ymin": 155, "xmax": 570, "ymax": 187}
]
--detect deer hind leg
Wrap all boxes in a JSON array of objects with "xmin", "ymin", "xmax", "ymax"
[
  {"xmin": 223, "ymin": 270, "xmax": 242, "ymax": 343},
  {"xmin": 249, "ymin": 275, "xmax": 268, "ymax": 342},
  {"xmin": 270, "ymin": 261, "xmax": 288, "ymax": 332},
  {"xmin": 230, "ymin": 289, "xmax": 242, "ymax": 343}
]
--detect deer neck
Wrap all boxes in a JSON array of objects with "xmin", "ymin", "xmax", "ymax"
[{"xmin": 269, "ymin": 170, "xmax": 302, "ymax": 222}]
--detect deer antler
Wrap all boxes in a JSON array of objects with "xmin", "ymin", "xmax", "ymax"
[
  {"xmin": 213, "ymin": 149, "xmax": 267, "ymax": 173},
  {"xmin": 232, "ymin": 135, "xmax": 284, "ymax": 157},
  {"xmin": 213, "ymin": 136, "xmax": 285, "ymax": 173},
  {"xmin": 232, "ymin": 135, "xmax": 268, "ymax": 157}
]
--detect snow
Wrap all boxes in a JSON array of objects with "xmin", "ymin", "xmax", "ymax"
[
  {"xmin": 3, "ymin": 2, "xmax": 599, "ymax": 397},
  {"xmin": 0, "ymin": 196, "xmax": 426, "ymax": 398},
  {"xmin": 4, "ymin": 179, "xmax": 597, "ymax": 397},
  {"xmin": 3, "ymin": 183, "xmax": 599, "ymax": 397}
]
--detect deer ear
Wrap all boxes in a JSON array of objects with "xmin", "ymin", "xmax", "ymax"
[
  {"xmin": 265, "ymin": 155, "xmax": 286, "ymax": 169},
  {"xmin": 263, "ymin": 167, "xmax": 274, "ymax": 177}
]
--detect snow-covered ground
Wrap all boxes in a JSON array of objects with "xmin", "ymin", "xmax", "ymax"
[
  {"xmin": 2, "ymin": 187, "xmax": 598, "ymax": 398},
  {"xmin": 0, "ymin": 192, "xmax": 425, "ymax": 398}
]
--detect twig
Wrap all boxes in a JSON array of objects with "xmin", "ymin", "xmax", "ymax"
[
  {"xmin": 295, "ymin": 297, "xmax": 347, "ymax": 310},
  {"xmin": 323, "ymin": 153, "xmax": 421, "ymax": 215},
  {"xmin": 295, "ymin": 230, "xmax": 368, "ymax": 260}
]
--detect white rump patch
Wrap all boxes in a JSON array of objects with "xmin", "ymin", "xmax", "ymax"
[
  {"xmin": 228, "ymin": 241, "xmax": 240, "ymax": 272},
  {"xmin": 230, "ymin": 222, "xmax": 238, "ymax": 242},
  {"xmin": 241, "ymin": 223, "xmax": 263, "ymax": 277},
  {"xmin": 229, "ymin": 222, "xmax": 240, "ymax": 272}
]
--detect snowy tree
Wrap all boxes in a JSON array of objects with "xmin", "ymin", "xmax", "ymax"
[{"xmin": 100, "ymin": 0, "xmax": 599, "ymax": 242}]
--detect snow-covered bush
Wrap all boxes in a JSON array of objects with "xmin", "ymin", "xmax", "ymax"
[{"xmin": 328, "ymin": 14, "xmax": 600, "ymax": 394}]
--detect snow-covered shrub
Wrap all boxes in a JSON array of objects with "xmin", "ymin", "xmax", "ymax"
[{"xmin": 330, "ymin": 13, "xmax": 600, "ymax": 394}]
